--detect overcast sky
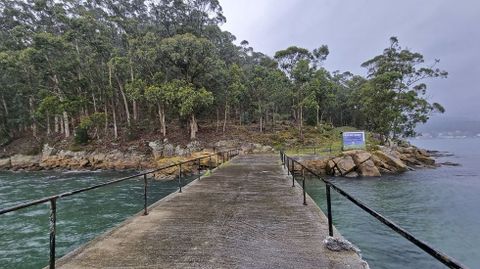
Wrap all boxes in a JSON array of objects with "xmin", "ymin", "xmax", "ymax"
[{"xmin": 219, "ymin": 0, "xmax": 480, "ymax": 120}]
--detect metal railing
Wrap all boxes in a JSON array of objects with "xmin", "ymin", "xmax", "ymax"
[
  {"xmin": 0, "ymin": 148, "xmax": 240, "ymax": 269},
  {"xmin": 280, "ymin": 151, "xmax": 468, "ymax": 269}
]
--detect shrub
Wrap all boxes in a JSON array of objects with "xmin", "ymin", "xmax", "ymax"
[{"xmin": 74, "ymin": 127, "xmax": 89, "ymax": 145}]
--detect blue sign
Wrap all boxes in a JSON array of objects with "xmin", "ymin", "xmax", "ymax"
[{"xmin": 342, "ymin": 131, "xmax": 366, "ymax": 150}]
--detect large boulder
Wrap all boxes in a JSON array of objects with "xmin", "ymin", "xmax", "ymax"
[
  {"xmin": 304, "ymin": 159, "xmax": 328, "ymax": 175},
  {"xmin": 163, "ymin": 143, "xmax": 175, "ymax": 157},
  {"xmin": 372, "ymin": 151, "xmax": 407, "ymax": 173},
  {"xmin": 334, "ymin": 155, "xmax": 356, "ymax": 176},
  {"xmin": 186, "ymin": 140, "xmax": 202, "ymax": 152},
  {"xmin": 357, "ymin": 159, "xmax": 381, "ymax": 177},
  {"xmin": 148, "ymin": 141, "xmax": 164, "ymax": 159},
  {"xmin": 346, "ymin": 151, "xmax": 372, "ymax": 165}
]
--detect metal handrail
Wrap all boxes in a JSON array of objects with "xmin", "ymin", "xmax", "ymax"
[
  {"xmin": 0, "ymin": 148, "xmax": 240, "ymax": 269},
  {"xmin": 280, "ymin": 151, "xmax": 468, "ymax": 269}
]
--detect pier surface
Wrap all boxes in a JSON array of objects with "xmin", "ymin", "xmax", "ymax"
[{"xmin": 56, "ymin": 154, "xmax": 366, "ymax": 269}]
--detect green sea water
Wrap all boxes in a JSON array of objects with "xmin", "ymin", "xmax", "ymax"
[
  {"xmin": 1, "ymin": 138, "xmax": 479, "ymax": 268},
  {"xmin": 0, "ymin": 170, "xmax": 192, "ymax": 269},
  {"xmin": 306, "ymin": 138, "xmax": 480, "ymax": 268}
]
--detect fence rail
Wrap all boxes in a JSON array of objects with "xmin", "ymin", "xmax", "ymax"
[
  {"xmin": 0, "ymin": 148, "xmax": 239, "ymax": 269},
  {"xmin": 280, "ymin": 151, "xmax": 468, "ymax": 269}
]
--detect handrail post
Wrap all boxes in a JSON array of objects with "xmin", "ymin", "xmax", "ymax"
[
  {"xmin": 291, "ymin": 161, "xmax": 295, "ymax": 187},
  {"xmin": 286, "ymin": 158, "xmax": 289, "ymax": 175},
  {"xmin": 49, "ymin": 198, "xmax": 57, "ymax": 269},
  {"xmin": 326, "ymin": 184, "xmax": 333, "ymax": 236},
  {"xmin": 209, "ymin": 156, "xmax": 212, "ymax": 171},
  {"xmin": 302, "ymin": 168, "xmax": 307, "ymax": 205},
  {"xmin": 178, "ymin": 163, "xmax": 182, "ymax": 193},
  {"xmin": 143, "ymin": 174, "xmax": 148, "ymax": 215}
]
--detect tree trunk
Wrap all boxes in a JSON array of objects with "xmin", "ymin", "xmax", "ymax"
[
  {"xmin": 114, "ymin": 74, "xmax": 131, "ymax": 126},
  {"xmin": 316, "ymin": 106, "xmax": 320, "ymax": 126},
  {"xmin": 112, "ymin": 99, "xmax": 118, "ymax": 139},
  {"xmin": 46, "ymin": 112, "xmax": 51, "ymax": 135},
  {"xmin": 239, "ymin": 108, "xmax": 242, "ymax": 126},
  {"xmin": 216, "ymin": 108, "xmax": 220, "ymax": 132},
  {"xmin": 222, "ymin": 105, "xmax": 228, "ymax": 134},
  {"xmin": 272, "ymin": 107, "xmax": 275, "ymax": 131},
  {"xmin": 55, "ymin": 116, "xmax": 59, "ymax": 133},
  {"xmin": 1, "ymin": 94, "xmax": 8, "ymax": 116},
  {"xmin": 63, "ymin": 111, "xmax": 70, "ymax": 138},
  {"xmin": 190, "ymin": 114, "xmax": 198, "ymax": 140},
  {"xmin": 158, "ymin": 103, "xmax": 166, "ymax": 137},
  {"xmin": 60, "ymin": 115, "xmax": 64, "ymax": 134},
  {"xmin": 260, "ymin": 116, "xmax": 263, "ymax": 133},
  {"xmin": 92, "ymin": 93, "xmax": 98, "ymax": 113},
  {"xmin": 104, "ymin": 102, "xmax": 108, "ymax": 135},
  {"xmin": 28, "ymin": 97, "xmax": 37, "ymax": 138},
  {"xmin": 299, "ymin": 106, "xmax": 304, "ymax": 141},
  {"xmin": 133, "ymin": 100, "xmax": 138, "ymax": 121}
]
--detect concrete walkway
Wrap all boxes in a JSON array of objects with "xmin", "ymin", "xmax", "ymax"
[{"xmin": 56, "ymin": 154, "xmax": 366, "ymax": 269}]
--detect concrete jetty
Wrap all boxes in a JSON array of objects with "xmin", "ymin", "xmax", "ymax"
[{"xmin": 56, "ymin": 154, "xmax": 366, "ymax": 269}]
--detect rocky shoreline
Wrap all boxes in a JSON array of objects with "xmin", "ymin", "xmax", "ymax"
[
  {"xmin": 0, "ymin": 139, "xmax": 440, "ymax": 179},
  {"xmin": 302, "ymin": 145, "xmax": 437, "ymax": 177},
  {"xmin": 0, "ymin": 140, "xmax": 275, "ymax": 179}
]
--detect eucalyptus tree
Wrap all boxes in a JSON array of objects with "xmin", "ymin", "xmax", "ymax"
[
  {"xmin": 144, "ymin": 79, "xmax": 179, "ymax": 137},
  {"xmin": 159, "ymin": 33, "xmax": 219, "ymax": 139},
  {"xmin": 176, "ymin": 81, "xmax": 214, "ymax": 140},
  {"xmin": 274, "ymin": 45, "xmax": 329, "ymax": 140},
  {"xmin": 360, "ymin": 37, "xmax": 447, "ymax": 140}
]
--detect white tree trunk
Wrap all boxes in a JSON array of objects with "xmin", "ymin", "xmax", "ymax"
[
  {"xmin": 54, "ymin": 116, "xmax": 59, "ymax": 133},
  {"xmin": 190, "ymin": 114, "xmax": 198, "ymax": 140},
  {"xmin": 63, "ymin": 111, "xmax": 70, "ymax": 138},
  {"xmin": 112, "ymin": 100, "xmax": 118, "ymax": 139},
  {"xmin": 158, "ymin": 103, "xmax": 166, "ymax": 137}
]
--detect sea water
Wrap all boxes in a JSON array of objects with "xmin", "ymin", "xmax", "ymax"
[{"xmin": 306, "ymin": 138, "xmax": 480, "ymax": 268}]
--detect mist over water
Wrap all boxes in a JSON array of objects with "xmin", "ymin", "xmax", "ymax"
[{"xmin": 306, "ymin": 138, "xmax": 480, "ymax": 268}]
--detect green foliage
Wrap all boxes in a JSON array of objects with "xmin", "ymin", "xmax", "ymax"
[
  {"xmin": 176, "ymin": 83, "xmax": 214, "ymax": 118},
  {"xmin": 0, "ymin": 1, "xmax": 447, "ymax": 146},
  {"xmin": 359, "ymin": 37, "xmax": 447, "ymax": 140},
  {"xmin": 74, "ymin": 127, "xmax": 89, "ymax": 145}
]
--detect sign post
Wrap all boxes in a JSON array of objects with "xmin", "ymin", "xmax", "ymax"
[{"xmin": 342, "ymin": 131, "xmax": 366, "ymax": 151}]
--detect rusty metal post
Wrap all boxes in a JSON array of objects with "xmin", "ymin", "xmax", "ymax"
[
  {"xmin": 326, "ymin": 184, "xmax": 333, "ymax": 236},
  {"xmin": 178, "ymin": 163, "xmax": 182, "ymax": 193},
  {"xmin": 49, "ymin": 198, "xmax": 57, "ymax": 269},
  {"xmin": 143, "ymin": 174, "xmax": 148, "ymax": 215}
]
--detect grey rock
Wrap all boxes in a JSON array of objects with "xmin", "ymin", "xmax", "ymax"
[
  {"xmin": 0, "ymin": 158, "xmax": 11, "ymax": 169},
  {"xmin": 163, "ymin": 144, "xmax": 175, "ymax": 157},
  {"xmin": 148, "ymin": 141, "xmax": 164, "ymax": 159},
  {"xmin": 186, "ymin": 140, "xmax": 202, "ymax": 152},
  {"xmin": 324, "ymin": 236, "xmax": 360, "ymax": 253},
  {"xmin": 42, "ymin": 144, "xmax": 56, "ymax": 160}
]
